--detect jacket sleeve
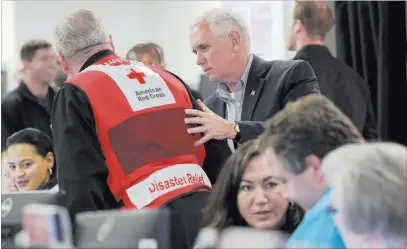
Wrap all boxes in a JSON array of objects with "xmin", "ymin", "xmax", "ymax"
[
  {"xmin": 237, "ymin": 60, "xmax": 320, "ymax": 144},
  {"xmin": 282, "ymin": 60, "xmax": 320, "ymax": 105},
  {"xmin": 51, "ymin": 83, "xmax": 120, "ymax": 218}
]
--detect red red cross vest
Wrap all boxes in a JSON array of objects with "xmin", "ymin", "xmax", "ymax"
[{"xmin": 68, "ymin": 54, "xmax": 212, "ymax": 209}]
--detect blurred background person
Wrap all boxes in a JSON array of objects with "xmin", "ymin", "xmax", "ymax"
[
  {"xmin": 323, "ymin": 142, "xmax": 407, "ymax": 249},
  {"xmin": 126, "ymin": 42, "xmax": 202, "ymax": 100},
  {"xmin": 288, "ymin": 1, "xmax": 377, "ymax": 140},
  {"xmin": 2, "ymin": 151, "xmax": 18, "ymax": 192},
  {"xmin": 6, "ymin": 128, "xmax": 58, "ymax": 192},
  {"xmin": 1, "ymin": 39, "xmax": 57, "ymax": 150},
  {"xmin": 259, "ymin": 94, "xmax": 364, "ymax": 248},
  {"xmin": 195, "ymin": 140, "xmax": 304, "ymax": 248},
  {"xmin": 126, "ymin": 42, "xmax": 165, "ymax": 68},
  {"xmin": 50, "ymin": 60, "xmax": 68, "ymax": 91}
]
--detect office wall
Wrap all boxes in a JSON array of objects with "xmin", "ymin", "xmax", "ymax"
[
  {"xmin": 3, "ymin": 1, "xmax": 336, "ymax": 92},
  {"xmin": 8, "ymin": 1, "xmax": 147, "ymax": 91},
  {"xmin": 4, "ymin": 1, "xmax": 220, "ymax": 91},
  {"xmin": 143, "ymin": 1, "xmax": 221, "ymax": 88}
]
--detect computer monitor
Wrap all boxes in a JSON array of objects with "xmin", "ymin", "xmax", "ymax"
[
  {"xmin": 217, "ymin": 227, "xmax": 289, "ymax": 249},
  {"xmin": 75, "ymin": 208, "xmax": 170, "ymax": 249},
  {"xmin": 1, "ymin": 191, "xmax": 63, "ymax": 248}
]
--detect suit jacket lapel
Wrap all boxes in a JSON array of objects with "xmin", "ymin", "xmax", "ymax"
[
  {"xmin": 213, "ymin": 98, "xmax": 226, "ymax": 118},
  {"xmin": 241, "ymin": 55, "xmax": 267, "ymax": 121}
]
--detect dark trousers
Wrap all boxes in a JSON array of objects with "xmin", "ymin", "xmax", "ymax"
[{"xmin": 164, "ymin": 191, "xmax": 210, "ymax": 249}]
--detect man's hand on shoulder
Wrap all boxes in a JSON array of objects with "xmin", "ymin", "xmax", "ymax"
[{"xmin": 185, "ymin": 100, "xmax": 236, "ymax": 147}]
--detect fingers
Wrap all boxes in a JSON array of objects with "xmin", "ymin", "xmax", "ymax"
[
  {"xmin": 187, "ymin": 126, "xmax": 205, "ymax": 134},
  {"xmin": 185, "ymin": 117, "xmax": 204, "ymax": 125},
  {"xmin": 185, "ymin": 109, "xmax": 205, "ymax": 117},
  {"xmin": 194, "ymin": 134, "xmax": 211, "ymax": 147}
]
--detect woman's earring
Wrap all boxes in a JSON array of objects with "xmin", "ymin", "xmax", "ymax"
[{"xmin": 48, "ymin": 168, "xmax": 53, "ymax": 176}]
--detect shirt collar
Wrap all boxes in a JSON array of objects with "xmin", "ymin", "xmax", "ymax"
[
  {"xmin": 18, "ymin": 81, "xmax": 55, "ymax": 104},
  {"xmin": 311, "ymin": 187, "xmax": 332, "ymax": 213},
  {"xmin": 300, "ymin": 187, "xmax": 332, "ymax": 224},
  {"xmin": 216, "ymin": 54, "xmax": 254, "ymax": 99},
  {"xmin": 241, "ymin": 53, "xmax": 253, "ymax": 85},
  {"xmin": 79, "ymin": 50, "xmax": 115, "ymax": 72}
]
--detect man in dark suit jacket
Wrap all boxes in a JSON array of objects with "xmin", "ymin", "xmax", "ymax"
[
  {"xmin": 287, "ymin": 1, "xmax": 377, "ymax": 139},
  {"xmin": 185, "ymin": 8, "xmax": 320, "ymax": 158},
  {"xmin": 2, "ymin": 39, "xmax": 57, "ymax": 150}
]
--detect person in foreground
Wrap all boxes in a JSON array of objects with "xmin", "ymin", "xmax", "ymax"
[
  {"xmin": 52, "ymin": 9, "xmax": 230, "ymax": 248},
  {"xmin": 259, "ymin": 94, "xmax": 364, "ymax": 248},
  {"xmin": 6, "ymin": 128, "xmax": 58, "ymax": 191},
  {"xmin": 322, "ymin": 142, "xmax": 407, "ymax": 248},
  {"xmin": 194, "ymin": 140, "xmax": 304, "ymax": 248},
  {"xmin": 185, "ymin": 8, "xmax": 320, "ymax": 166}
]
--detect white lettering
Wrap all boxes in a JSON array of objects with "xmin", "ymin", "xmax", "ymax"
[
  {"xmin": 126, "ymin": 164, "xmax": 212, "ymax": 208},
  {"xmin": 83, "ymin": 64, "xmax": 175, "ymax": 112}
]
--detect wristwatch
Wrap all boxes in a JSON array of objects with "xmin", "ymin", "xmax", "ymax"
[{"xmin": 233, "ymin": 122, "xmax": 241, "ymax": 143}]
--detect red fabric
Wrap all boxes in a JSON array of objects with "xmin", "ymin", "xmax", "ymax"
[{"xmin": 69, "ymin": 54, "xmax": 207, "ymax": 209}]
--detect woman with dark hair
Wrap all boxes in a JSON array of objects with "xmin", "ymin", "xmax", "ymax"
[
  {"xmin": 195, "ymin": 139, "xmax": 304, "ymax": 247},
  {"xmin": 6, "ymin": 128, "xmax": 57, "ymax": 191}
]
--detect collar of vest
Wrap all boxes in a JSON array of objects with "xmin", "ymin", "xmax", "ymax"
[{"xmin": 79, "ymin": 50, "xmax": 116, "ymax": 72}]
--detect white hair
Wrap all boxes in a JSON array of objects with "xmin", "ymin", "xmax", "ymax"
[
  {"xmin": 192, "ymin": 8, "xmax": 251, "ymax": 47},
  {"xmin": 322, "ymin": 142, "xmax": 407, "ymax": 247},
  {"xmin": 54, "ymin": 9, "xmax": 108, "ymax": 58}
]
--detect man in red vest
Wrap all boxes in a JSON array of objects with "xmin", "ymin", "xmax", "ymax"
[{"xmin": 52, "ymin": 9, "xmax": 230, "ymax": 248}]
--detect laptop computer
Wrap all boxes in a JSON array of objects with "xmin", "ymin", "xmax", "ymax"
[
  {"xmin": 75, "ymin": 208, "xmax": 170, "ymax": 249},
  {"xmin": 1, "ymin": 191, "xmax": 63, "ymax": 248}
]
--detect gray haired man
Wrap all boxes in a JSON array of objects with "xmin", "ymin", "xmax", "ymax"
[
  {"xmin": 184, "ymin": 9, "xmax": 320, "ymax": 183},
  {"xmin": 322, "ymin": 142, "xmax": 407, "ymax": 248}
]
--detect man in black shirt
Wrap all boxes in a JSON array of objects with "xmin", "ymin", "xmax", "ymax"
[
  {"xmin": 287, "ymin": 1, "xmax": 377, "ymax": 140},
  {"xmin": 52, "ymin": 9, "xmax": 230, "ymax": 248},
  {"xmin": 1, "ymin": 40, "xmax": 57, "ymax": 149}
]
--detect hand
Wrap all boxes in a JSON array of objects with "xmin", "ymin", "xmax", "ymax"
[{"xmin": 185, "ymin": 99, "xmax": 236, "ymax": 147}]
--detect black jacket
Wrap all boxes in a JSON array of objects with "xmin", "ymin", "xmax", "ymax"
[
  {"xmin": 51, "ymin": 50, "xmax": 231, "ymax": 217},
  {"xmin": 205, "ymin": 55, "xmax": 320, "ymax": 145},
  {"xmin": 294, "ymin": 45, "xmax": 377, "ymax": 139},
  {"xmin": 1, "ymin": 82, "xmax": 55, "ymax": 150}
]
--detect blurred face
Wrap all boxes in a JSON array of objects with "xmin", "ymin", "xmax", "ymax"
[
  {"xmin": 2, "ymin": 153, "xmax": 18, "ymax": 192},
  {"xmin": 136, "ymin": 50, "xmax": 162, "ymax": 68},
  {"xmin": 237, "ymin": 153, "xmax": 289, "ymax": 229},
  {"xmin": 23, "ymin": 48, "xmax": 57, "ymax": 84},
  {"xmin": 7, "ymin": 144, "xmax": 54, "ymax": 191},
  {"xmin": 189, "ymin": 21, "xmax": 239, "ymax": 83},
  {"xmin": 264, "ymin": 148, "xmax": 323, "ymax": 211},
  {"xmin": 287, "ymin": 19, "xmax": 301, "ymax": 51}
]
